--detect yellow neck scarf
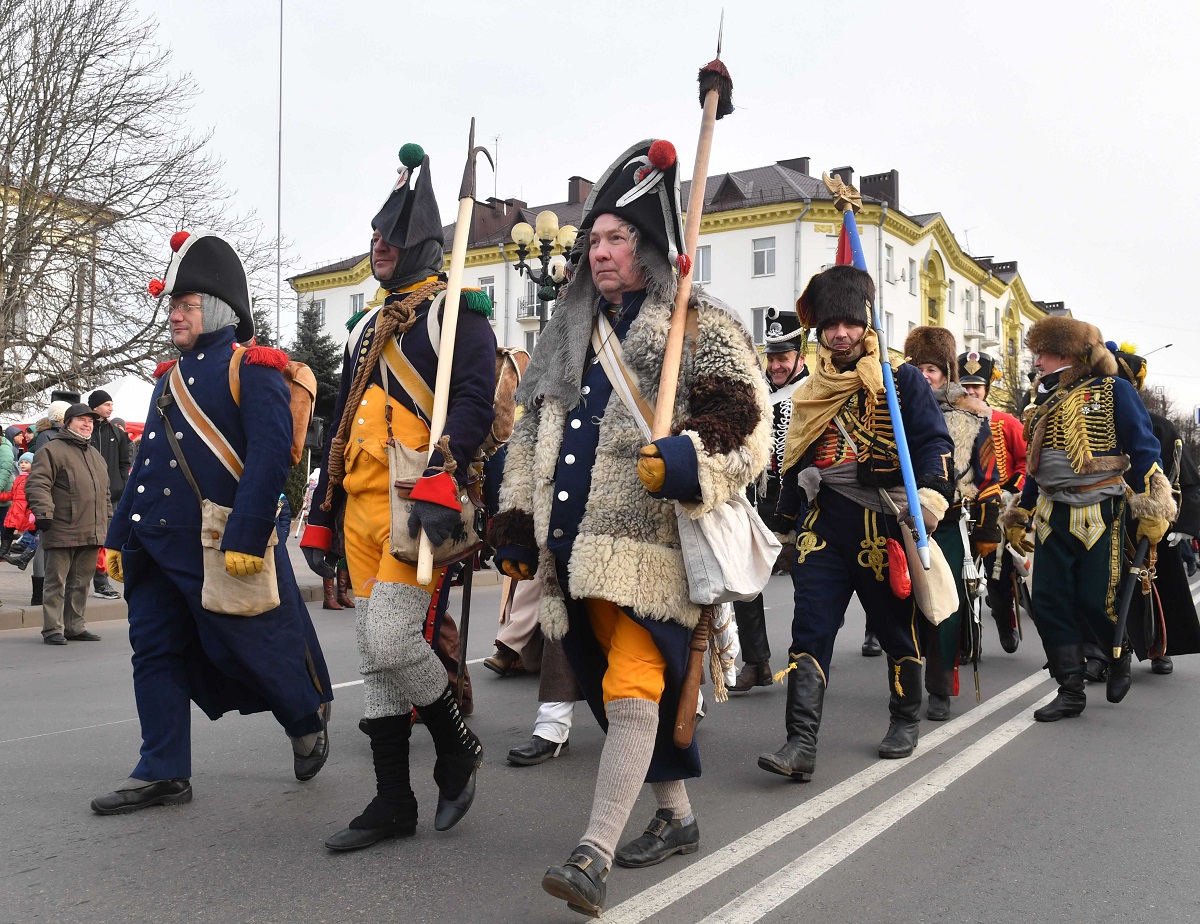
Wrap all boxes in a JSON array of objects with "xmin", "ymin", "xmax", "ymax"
[{"xmin": 782, "ymin": 327, "xmax": 885, "ymax": 473}]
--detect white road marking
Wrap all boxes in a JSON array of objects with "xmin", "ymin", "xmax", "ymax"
[
  {"xmin": 331, "ymin": 656, "xmax": 486, "ymax": 690},
  {"xmin": 696, "ymin": 689, "xmax": 1057, "ymax": 924},
  {"xmin": 604, "ymin": 668, "xmax": 1051, "ymax": 924}
]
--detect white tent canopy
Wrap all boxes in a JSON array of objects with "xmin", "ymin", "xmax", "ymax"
[{"xmin": 92, "ymin": 375, "xmax": 156, "ymax": 424}]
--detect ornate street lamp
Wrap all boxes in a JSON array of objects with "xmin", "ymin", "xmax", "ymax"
[{"xmin": 511, "ymin": 210, "xmax": 577, "ymax": 330}]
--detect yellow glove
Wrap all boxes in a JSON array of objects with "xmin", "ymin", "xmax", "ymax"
[
  {"xmin": 1137, "ymin": 515, "xmax": 1170, "ymax": 546},
  {"xmin": 637, "ymin": 444, "xmax": 666, "ymax": 493},
  {"xmin": 106, "ymin": 549, "xmax": 124, "ymax": 583},
  {"xmin": 225, "ymin": 550, "xmax": 265, "ymax": 577},
  {"xmin": 499, "ymin": 559, "xmax": 534, "ymax": 581},
  {"xmin": 1005, "ymin": 522, "xmax": 1035, "ymax": 556}
]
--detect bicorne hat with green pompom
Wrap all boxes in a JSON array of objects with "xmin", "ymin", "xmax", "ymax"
[{"xmin": 372, "ymin": 142, "xmax": 444, "ymax": 252}]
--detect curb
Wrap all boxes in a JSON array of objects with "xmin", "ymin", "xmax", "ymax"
[{"xmin": 0, "ymin": 568, "xmax": 502, "ymax": 633}]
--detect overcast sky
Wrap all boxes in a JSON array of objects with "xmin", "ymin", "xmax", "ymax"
[{"xmin": 137, "ymin": 0, "xmax": 1200, "ymax": 410}]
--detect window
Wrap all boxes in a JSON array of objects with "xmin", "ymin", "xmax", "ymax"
[
  {"xmin": 524, "ymin": 330, "xmax": 537, "ymax": 354},
  {"xmin": 696, "ymin": 245, "xmax": 711, "ymax": 284},
  {"xmin": 752, "ymin": 307, "xmax": 766, "ymax": 345},
  {"xmin": 350, "ymin": 293, "xmax": 364, "ymax": 314},
  {"xmin": 994, "ymin": 307, "xmax": 1000, "ymax": 337},
  {"xmin": 947, "ymin": 280, "xmax": 956, "ymax": 313},
  {"xmin": 908, "ymin": 259, "xmax": 917, "ymax": 295},
  {"xmin": 478, "ymin": 276, "xmax": 495, "ymax": 303},
  {"xmin": 752, "ymin": 238, "xmax": 775, "ymax": 277},
  {"xmin": 884, "ymin": 311, "xmax": 895, "ymax": 350},
  {"xmin": 885, "ymin": 244, "xmax": 894, "ymax": 281},
  {"xmin": 964, "ymin": 289, "xmax": 974, "ymax": 329},
  {"xmin": 907, "ymin": 321, "xmax": 916, "ymax": 334},
  {"xmin": 310, "ymin": 298, "xmax": 326, "ymax": 327}
]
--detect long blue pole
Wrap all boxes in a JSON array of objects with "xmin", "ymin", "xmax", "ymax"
[{"xmin": 842, "ymin": 209, "xmax": 931, "ymax": 569}]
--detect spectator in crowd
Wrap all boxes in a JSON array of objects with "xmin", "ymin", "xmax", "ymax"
[
  {"xmin": 0, "ymin": 427, "xmax": 15, "ymax": 550},
  {"xmin": 2, "ymin": 452, "xmax": 35, "ymax": 566},
  {"xmin": 26, "ymin": 404, "xmax": 111, "ymax": 645},
  {"xmin": 31, "ymin": 402, "xmax": 71, "ymax": 453},
  {"xmin": 87, "ymin": 389, "xmax": 131, "ymax": 600}
]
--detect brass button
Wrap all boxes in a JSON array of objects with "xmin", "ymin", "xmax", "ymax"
[{"xmin": 211, "ymin": 531, "xmax": 220, "ymax": 539}]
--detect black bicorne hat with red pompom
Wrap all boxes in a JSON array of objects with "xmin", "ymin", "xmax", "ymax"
[
  {"xmin": 153, "ymin": 231, "xmax": 253, "ymax": 342},
  {"xmin": 581, "ymin": 139, "xmax": 687, "ymax": 274}
]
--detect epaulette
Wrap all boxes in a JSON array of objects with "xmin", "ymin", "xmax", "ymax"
[
  {"xmin": 461, "ymin": 287, "xmax": 493, "ymax": 319},
  {"xmin": 154, "ymin": 360, "xmax": 177, "ymax": 379},
  {"xmin": 346, "ymin": 308, "xmax": 369, "ymax": 330},
  {"xmin": 242, "ymin": 345, "xmax": 290, "ymax": 370}
]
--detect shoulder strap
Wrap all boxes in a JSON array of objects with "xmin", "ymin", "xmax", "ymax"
[
  {"xmin": 591, "ymin": 314, "xmax": 655, "ymax": 440},
  {"xmin": 165, "ymin": 362, "xmax": 245, "ymax": 480}
]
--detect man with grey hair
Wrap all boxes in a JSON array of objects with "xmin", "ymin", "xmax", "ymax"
[{"xmin": 90, "ymin": 232, "xmax": 333, "ymax": 816}]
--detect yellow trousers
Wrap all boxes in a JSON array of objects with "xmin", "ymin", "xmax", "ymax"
[
  {"xmin": 342, "ymin": 384, "xmax": 443, "ymax": 598},
  {"xmin": 586, "ymin": 598, "xmax": 666, "ymax": 705}
]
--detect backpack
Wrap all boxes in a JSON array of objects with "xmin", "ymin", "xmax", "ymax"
[{"xmin": 228, "ymin": 346, "xmax": 317, "ymax": 466}]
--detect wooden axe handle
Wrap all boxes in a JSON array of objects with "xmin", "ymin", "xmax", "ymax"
[{"xmin": 673, "ymin": 606, "xmax": 712, "ymax": 748}]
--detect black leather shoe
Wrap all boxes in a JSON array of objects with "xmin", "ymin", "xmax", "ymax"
[
  {"xmin": 728, "ymin": 660, "xmax": 772, "ymax": 693},
  {"xmin": 508, "ymin": 735, "xmax": 568, "ymax": 766},
  {"xmin": 66, "ymin": 630, "xmax": 101, "ymax": 641},
  {"xmin": 861, "ymin": 632, "xmax": 882, "ymax": 657},
  {"xmin": 614, "ymin": 810, "xmax": 700, "ymax": 869},
  {"xmin": 91, "ymin": 779, "xmax": 192, "ymax": 815},
  {"xmin": 325, "ymin": 819, "xmax": 415, "ymax": 852},
  {"xmin": 542, "ymin": 844, "xmax": 609, "ymax": 918},
  {"xmin": 293, "ymin": 703, "xmax": 330, "ymax": 782},
  {"xmin": 1152, "ymin": 656, "xmax": 1174, "ymax": 675},
  {"xmin": 43, "ymin": 633, "xmax": 67, "ymax": 646},
  {"xmin": 1107, "ymin": 649, "xmax": 1132, "ymax": 703},
  {"xmin": 926, "ymin": 693, "xmax": 951, "ymax": 722},
  {"xmin": 1084, "ymin": 658, "xmax": 1108, "ymax": 683}
]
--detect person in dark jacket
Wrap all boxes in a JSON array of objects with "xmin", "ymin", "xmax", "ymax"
[
  {"xmin": 25, "ymin": 404, "xmax": 112, "ymax": 645},
  {"xmin": 87, "ymin": 389, "xmax": 130, "ymax": 600}
]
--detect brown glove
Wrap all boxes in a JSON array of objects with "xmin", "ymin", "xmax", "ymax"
[
  {"xmin": 499, "ymin": 559, "xmax": 535, "ymax": 581},
  {"xmin": 637, "ymin": 445, "xmax": 666, "ymax": 493}
]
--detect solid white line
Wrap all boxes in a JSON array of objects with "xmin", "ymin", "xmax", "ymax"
[
  {"xmin": 603, "ymin": 668, "xmax": 1051, "ymax": 924},
  {"xmin": 696, "ymin": 690, "xmax": 1057, "ymax": 924},
  {"xmin": 331, "ymin": 656, "xmax": 486, "ymax": 690}
]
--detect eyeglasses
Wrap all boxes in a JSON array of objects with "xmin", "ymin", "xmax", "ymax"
[{"xmin": 170, "ymin": 300, "xmax": 203, "ymax": 312}]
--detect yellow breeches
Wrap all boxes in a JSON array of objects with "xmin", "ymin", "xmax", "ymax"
[
  {"xmin": 342, "ymin": 384, "xmax": 443, "ymax": 597},
  {"xmin": 586, "ymin": 598, "xmax": 667, "ymax": 706}
]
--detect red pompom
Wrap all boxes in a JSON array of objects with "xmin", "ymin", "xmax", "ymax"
[
  {"xmin": 153, "ymin": 359, "xmax": 177, "ymax": 380},
  {"xmin": 676, "ymin": 253, "xmax": 692, "ymax": 278},
  {"xmin": 147, "ymin": 278, "xmax": 165, "ymax": 297},
  {"xmin": 648, "ymin": 140, "xmax": 676, "ymax": 170},
  {"xmin": 169, "ymin": 231, "xmax": 191, "ymax": 252}
]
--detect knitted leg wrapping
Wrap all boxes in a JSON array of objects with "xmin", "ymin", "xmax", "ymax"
[
  {"xmin": 356, "ymin": 582, "xmax": 446, "ymax": 711},
  {"xmin": 650, "ymin": 780, "xmax": 692, "ymax": 821},
  {"xmin": 580, "ymin": 697, "xmax": 659, "ymax": 866}
]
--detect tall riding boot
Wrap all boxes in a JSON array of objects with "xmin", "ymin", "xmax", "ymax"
[
  {"xmin": 336, "ymin": 567, "xmax": 356, "ymax": 608},
  {"xmin": 878, "ymin": 656, "xmax": 922, "ymax": 759},
  {"xmin": 1107, "ymin": 645, "xmax": 1132, "ymax": 704},
  {"xmin": 415, "ymin": 685, "xmax": 483, "ymax": 831},
  {"xmin": 991, "ymin": 603, "xmax": 1019, "ymax": 653},
  {"xmin": 30, "ymin": 576, "xmax": 44, "ymax": 606},
  {"xmin": 758, "ymin": 654, "xmax": 825, "ymax": 781},
  {"xmin": 1034, "ymin": 643, "xmax": 1087, "ymax": 722},
  {"xmin": 324, "ymin": 714, "xmax": 417, "ymax": 851},
  {"xmin": 321, "ymin": 577, "xmax": 343, "ymax": 610}
]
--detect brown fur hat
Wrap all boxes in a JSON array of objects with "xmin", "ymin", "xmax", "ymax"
[
  {"xmin": 1025, "ymin": 316, "xmax": 1117, "ymax": 377},
  {"xmin": 904, "ymin": 325, "xmax": 958, "ymax": 381},
  {"xmin": 797, "ymin": 265, "xmax": 873, "ymax": 332}
]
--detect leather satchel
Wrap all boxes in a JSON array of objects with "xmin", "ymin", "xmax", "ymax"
[{"xmin": 590, "ymin": 313, "xmax": 780, "ymax": 606}]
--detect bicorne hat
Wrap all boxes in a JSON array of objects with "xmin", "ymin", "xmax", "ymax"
[{"xmin": 156, "ymin": 232, "xmax": 253, "ymax": 343}]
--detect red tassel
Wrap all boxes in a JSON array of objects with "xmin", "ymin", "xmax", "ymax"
[
  {"xmin": 153, "ymin": 359, "xmax": 177, "ymax": 379},
  {"xmin": 887, "ymin": 538, "xmax": 911, "ymax": 599},
  {"xmin": 677, "ymin": 253, "xmax": 692, "ymax": 278},
  {"xmin": 147, "ymin": 278, "xmax": 165, "ymax": 297},
  {"xmin": 242, "ymin": 345, "xmax": 290, "ymax": 370}
]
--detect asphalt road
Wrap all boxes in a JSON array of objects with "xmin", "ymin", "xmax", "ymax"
[{"xmin": 4, "ymin": 573, "xmax": 1200, "ymax": 924}]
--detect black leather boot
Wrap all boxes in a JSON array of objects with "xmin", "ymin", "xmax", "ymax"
[
  {"xmin": 758, "ymin": 655, "xmax": 824, "ymax": 781},
  {"xmin": 991, "ymin": 604, "xmax": 1019, "ymax": 653},
  {"xmin": 30, "ymin": 576, "xmax": 43, "ymax": 606},
  {"xmin": 1034, "ymin": 644, "xmax": 1086, "ymax": 722},
  {"xmin": 415, "ymin": 685, "xmax": 483, "ymax": 831},
  {"xmin": 1152, "ymin": 655, "xmax": 1174, "ymax": 675},
  {"xmin": 325, "ymin": 714, "xmax": 417, "ymax": 851},
  {"xmin": 1106, "ymin": 646, "xmax": 1132, "ymax": 703},
  {"xmin": 861, "ymin": 631, "xmax": 883, "ymax": 657},
  {"xmin": 728, "ymin": 660, "xmax": 772, "ymax": 693},
  {"xmin": 878, "ymin": 657, "xmax": 922, "ymax": 759}
]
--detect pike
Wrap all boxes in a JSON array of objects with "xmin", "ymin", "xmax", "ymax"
[
  {"xmin": 672, "ymin": 19, "xmax": 735, "ymax": 751},
  {"xmin": 824, "ymin": 172, "xmax": 932, "ymax": 570},
  {"xmin": 416, "ymin": 119, "xmax": 494, "ymax": 587}
]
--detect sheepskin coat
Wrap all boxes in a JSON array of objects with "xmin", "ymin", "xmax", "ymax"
[
  {"xmin": 492, "ymin": 287, "xmax": 770, "ymax": 640},
  {"xmin": 931, "ymin": 382, "xmax": 1001, "ymax": 543}
]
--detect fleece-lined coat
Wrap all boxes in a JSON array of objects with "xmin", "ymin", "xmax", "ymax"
[
  {"xmin": 491, "ymin": 287, "xmax": 770, "ymax": 641},
  {"xmin": 935, "ymin": 385, "xmax": 1002, "ymax": 545}
]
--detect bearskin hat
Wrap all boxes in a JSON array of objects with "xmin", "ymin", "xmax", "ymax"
[
  {"xmin": 796, "ymin": 265, "xmax": 873, "ymax": 332},
  {"xmin": 1107, "ymin": 341, "xmax": 1147, "ymax": 391},
  {"xmin": 904, "ymin": 325, "xmax": 958, "ymax": 381},
  {"xmin": 1025, "ymin": 316, "xmax": 1117, "ymax": 377}
]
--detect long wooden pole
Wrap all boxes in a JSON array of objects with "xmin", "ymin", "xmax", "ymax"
[{"xmin": 651, "ymin": 91, "xmax": 719, "ymax": 440}]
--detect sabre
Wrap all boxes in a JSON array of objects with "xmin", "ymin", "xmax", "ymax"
[
  {"xmin": 416, "ymin": 118, "xmax": 494, "ymax": 586},
  {"xmin": 1113, "ymin": 536, "xmax": 1152, "ymax": 659},
  {"xmin": 825, "ymin": 172, "xmax": 931, "ymax": 570}
]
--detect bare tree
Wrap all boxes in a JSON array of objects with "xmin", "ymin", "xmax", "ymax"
[{"xmin": 0, "ymin": 0, "xmax": 278, "ymax": 414}]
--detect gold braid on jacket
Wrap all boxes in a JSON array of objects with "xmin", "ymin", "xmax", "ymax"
[{"xmin": 320, "ymin": 278, "xmax": 446, "ymax": 511}]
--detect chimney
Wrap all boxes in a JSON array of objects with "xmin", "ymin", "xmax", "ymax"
[
  {"xmin": 470, "ymin": 197, "xmax": 511, "ymax": 242},
  {"xmin": 568, "ymin": 176, "xmax": 594, "ymax": 205},
  {"xmin": 829, "ymin": 165, "xmax": 854, "ymax": 187},
  {"xmin": 860, "ymin": 169, "xmax": 899, "ymax": 210},
  {"xmin": 776, "ymin": 157, "xmax": 810, "ymax": 176}
]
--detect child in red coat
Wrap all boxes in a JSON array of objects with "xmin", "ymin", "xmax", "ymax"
[{"xmin": 3, "ymin": 453, "xmax": 38, "ymax": 568}]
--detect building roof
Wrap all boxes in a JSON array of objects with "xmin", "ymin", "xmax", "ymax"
[
  {"xmin": 908, "ymin": 212, "xmax": 940, "ymax": 227},
  {"xmin": 287, "ymin": 253, "xmax": 368, "ymax": 282}
]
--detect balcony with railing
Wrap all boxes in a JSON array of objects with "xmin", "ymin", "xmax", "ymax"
[
  {"xmin": 963, "ymin": 311, "xmax": 1000, "ymax": 348},
  {"xmin": 516, "ymin": 296, "xmax": 543, "ymax": 322}
]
